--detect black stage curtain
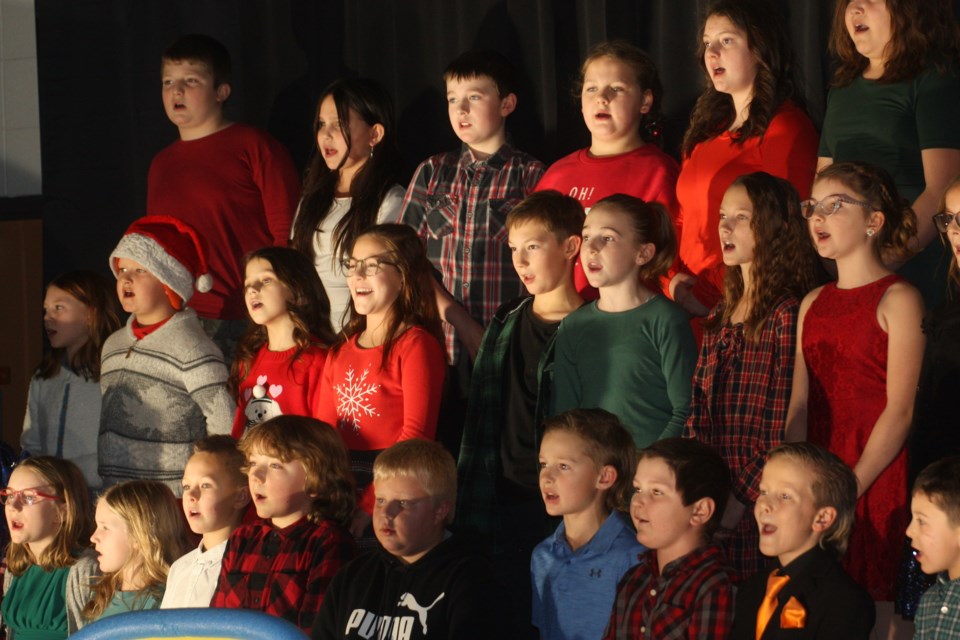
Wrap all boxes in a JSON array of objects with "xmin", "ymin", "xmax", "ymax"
[{"xmin": 33, "ymin": 0, "xmax": 958, "ymax": 280}]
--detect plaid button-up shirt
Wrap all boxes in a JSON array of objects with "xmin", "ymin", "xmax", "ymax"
[
  {"xmin": 603, "ymin": 545, "xmax": 734, "ymax": 640},
  {"xmin": 915, "ymin": 572, "xmax": 960, "ymax": 640},
  {"xmin": 210, "ymin": 516, "xmax": 355, "ymax": 634},
  {"xmin": 400, "ymin": 144, "xmax": 544, "ymax": 363}
]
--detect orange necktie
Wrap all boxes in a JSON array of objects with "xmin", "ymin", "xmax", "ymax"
[{"xmin": 756, "ymin": 569, "xmax": 790, "ymax": 640}]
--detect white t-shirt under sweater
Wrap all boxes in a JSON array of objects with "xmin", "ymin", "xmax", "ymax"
[
  {"xmin": 160, "ymin": 540, "xmax": 228, "ymax": 609},
  {"xmin": 294, "ymin": 185, "xmax": 405, "ymax": 331},
  {"xmin": 21, "ymin": 365, "xmax": 103, "ymax": 490}
]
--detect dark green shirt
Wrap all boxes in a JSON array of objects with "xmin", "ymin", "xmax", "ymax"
[{"xmin": 552, "ymin": 296, "xmax": 697, "ymax": 447}]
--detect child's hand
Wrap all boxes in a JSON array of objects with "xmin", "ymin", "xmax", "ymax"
[
  {"xmin": 432, "ymin": 279, "xmax": 484, "ymax": 361},
  {"xmin": 669, "ymin": 273, "xmax": 710, "ymax": 317},
  {"xmin": 349, "ymin": 509, "xmax": 373, "ymax": 538}
]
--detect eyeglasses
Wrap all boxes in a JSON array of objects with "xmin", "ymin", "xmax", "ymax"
[
  {"xmin": 0, "ymin": 487, "xmax": 62, "ymax": 506},
  {"xmin": 800, "ymin": 195, "xmax": 874, "ymax": 220},
  {"xmin": 933, "ymin": 211, "xmax": 960, "ymax": 233},
  {"xmin": 340, "ymin": 256, "xmax": 395, "ymax": 277}
]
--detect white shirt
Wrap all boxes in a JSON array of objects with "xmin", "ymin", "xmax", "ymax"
[
  {"xmin": 160, "ymin": 540, "xmax": 228, "ymax": 608},
  {"xmin": 293, "ymin": 184, "xmax": 405, "ymax": 331}
]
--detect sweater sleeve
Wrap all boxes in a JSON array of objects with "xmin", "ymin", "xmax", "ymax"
[
  {"xmin": 399, "ymin": 160, "xmax": 435, "ymax": 238},
  {"xmin": 20, "ymin": 377, "xmax": 42, "ymax": 455},
  {"xmin": 315, "ymin": 353, "xmax": 338, "ymax": 427},
  {"xmin": 762, "ymin": 106, "xmax": 819, "ymax": 201},
  {"xmin": 188, "ymin": 368, "xmax": 236, "ymax": 437},
  {"xmin": 306, "ymin": 349, "xmax": 331, "ymax": 423},
  {"xmin": 657, "ymin": 308, "xmax": 698, "ymax": 440},
  {"xmin": 66, "ymin": 553, "xmax": 99, "ymax": 634},
  {"xmin": 248, "ymin": 133, "xmax": 300, "ymax": 246},
  {"xmin": 396, "ymin": 331, "xmax": 446, "ymax": 442}
]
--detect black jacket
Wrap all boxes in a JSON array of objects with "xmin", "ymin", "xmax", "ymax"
[{"xmin": 731, "ymin": 546, "xmax": 875, "ymax": 640}]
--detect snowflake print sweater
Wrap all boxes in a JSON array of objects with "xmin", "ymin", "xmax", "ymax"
[
  {"xmin": 316, "ymin": 327, "xmax": 446, "ymax": 511},
  {"xmin": 232, "ymin": 343, "xmax": 329, "ymax": 438}
]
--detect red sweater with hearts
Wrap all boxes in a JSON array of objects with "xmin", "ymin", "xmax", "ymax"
[{"xmin": 232, "ymin": 344, "xmax": 329, "ymax": 438}]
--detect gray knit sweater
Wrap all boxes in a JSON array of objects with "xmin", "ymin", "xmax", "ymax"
[{"xmin": 98, "ymin": 309, "xmax": 234, "ymax": 494}]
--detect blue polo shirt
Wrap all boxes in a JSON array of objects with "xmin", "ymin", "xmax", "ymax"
[{"xmin": 530, "ymin": 511, "xmax": 644, "ymax": 640}]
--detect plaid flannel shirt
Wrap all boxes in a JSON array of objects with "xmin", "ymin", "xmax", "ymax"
[
  {"xmin": 915, "ymin": 572, "xmax": 960, "ymax": 640},
  {"xmin": 684, "ymin": 297, "xmax": 798, "ymax": 580},
  {"xmin": 455, "ymin": 296, "xmax": 557, "ymax": 549},
  {"xmin": 210, "ymin": 516, "xmax": 355, "ymax": 634},
  {"xmin": 603, "ymin": 545, "xmax": 734, "ymax": 640},
  {"xmin": 400, "ymin": 144, "xmax": 545, "ymax": 363}
]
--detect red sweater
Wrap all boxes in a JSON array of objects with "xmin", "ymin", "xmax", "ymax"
[
  {"xmin": 147, "ymin": 123, "xmax": 300, "ymax": 320},
  {"xmin": 232, "ymin": 343, "xmax": 329, "ymax": 438},
  {"xmin": 674, "ymin": 102, "xmax": 818, "ymax": 309},
  {"xmin": 316, "ymin": 327, "xmax": 446, "ymax": 510},
  {"xmin": 536, "ymin": 144, "xmax": 680, "ymax": 297}
]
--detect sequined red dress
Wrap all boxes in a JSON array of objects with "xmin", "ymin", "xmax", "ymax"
[{"xmin": 802, "ymin": 274, "xmax": 908, "ymax": 601}]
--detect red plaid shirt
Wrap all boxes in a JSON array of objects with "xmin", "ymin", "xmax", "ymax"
[
  {"xmin": 684, "ymin": 298, "xmax": 798, "ymax": 580},
  {"xmin": 210, "ymin": 516, "xmax": 355, "ymax": 634},
  {"xmin": 400, "ymin": 144, "xmax": 545, "ymax": 363},
  {"xmin": 603, "ymin": 545, "xmax": 734, "ymax": 640}
]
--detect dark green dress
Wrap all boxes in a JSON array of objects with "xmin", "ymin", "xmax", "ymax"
[
  {"xmin": 819, "ymin": 66, "xmax": 960, "ymax": 307},
  {"xmin": 1, "ymin": 565, "xmax": 70, "ymax": 640}
]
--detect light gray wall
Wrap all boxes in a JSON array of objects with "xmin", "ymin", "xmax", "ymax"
[{"xmin": 0, "ymin": 0, "xmax": 40, "ymax": 196}]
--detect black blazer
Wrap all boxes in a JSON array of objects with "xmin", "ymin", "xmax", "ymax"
[{"xmin": 731, "ymin": 546, "xmax": 875, "ymax": 640}]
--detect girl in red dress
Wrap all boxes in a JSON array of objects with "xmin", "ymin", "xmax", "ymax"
[{"xmin": 786, "ymin": 162, "xmax": 925, "ymax": 638}]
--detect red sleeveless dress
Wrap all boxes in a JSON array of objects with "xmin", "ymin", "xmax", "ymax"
[{"xmin": 802, "ymin": 274, "xmax": 908, "ymax": 601}]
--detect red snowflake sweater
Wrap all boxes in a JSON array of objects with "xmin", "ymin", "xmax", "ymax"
[
  {"xmin": 316, "ymin": 327, "xmax": 446, "ymax": 511},
  {"xmin": 232, "ymin": 344, "xmax": 329, "ymax": 438}
]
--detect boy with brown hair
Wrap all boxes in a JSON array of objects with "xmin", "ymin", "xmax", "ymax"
[
  {"xmin": 148, "ymin": 34, "xmax": 300, "ymax": 359},
  {"xmin": 99, "ymin": 215, "xmax": 234, "ymax": 493},
  {"xmin": 732, "ymin": 442, "xmax": 874, "ymax": 639},
  {"xmin": 313, "ymin": 439, "xmax": 506, "ymax": 640},
  {"xmin": 161, "ymin": 435, "xmax": 250, "ymax": 608},
  {"xmin": 603, "ymin": 437, "xmax": 734, "ymax": 639},
  {"xmin": 908, "ymin": 456, "xmax": 960, "ymax": 639},
  {"xmin": 211, "ymin": 415, "xmax": 356, "ymax": 634},
  {"xmin": 400, "ymin": 50, "xmax": 546, "ymax": 425}
]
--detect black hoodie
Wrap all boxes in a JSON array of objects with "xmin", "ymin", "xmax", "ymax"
[{"xmin": 312, "ymin": 534, "xmax": 507, "ymax": 640}]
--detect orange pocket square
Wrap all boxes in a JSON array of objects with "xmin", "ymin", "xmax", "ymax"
[{"xmin": 780, "ymin": 596, "xmax": 807, "ymax": 629}]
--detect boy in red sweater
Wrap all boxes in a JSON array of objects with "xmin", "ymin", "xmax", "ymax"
[{"xmin": 147, "ymin": 34, "xmax": 300, "ymax": 360}]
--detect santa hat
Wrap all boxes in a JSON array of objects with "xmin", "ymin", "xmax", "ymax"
[{"xmin": 109, "ymin": 215, "xmax": 213, "ymax": 304}]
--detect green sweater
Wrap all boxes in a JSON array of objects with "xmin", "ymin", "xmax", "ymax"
[{"xmin": 551, "ymin": 296, "xmax": 697, "ymax": 447}]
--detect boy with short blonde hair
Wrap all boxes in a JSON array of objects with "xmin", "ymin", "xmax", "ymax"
[
  {"xmin": 211, "ymin": 416, "xmax": 355, "ymax": 634},
  {"xmin": 731, "ymin": 442, "xmax": 874, "ymax": 639},
  {"xmin": 909, "ymin": 456, "xmax": 960, "ymax": 639},
  {"xmin": 161, "ymin": 435, "xmax": 249, "ymax": 608},
  {"xmin": 532, "ymin": 409, "xmax": 643, "ymax": 640},
  {"xmin": 99, "ymin": 215, "xmax": 234, "ymax": 493},
  {"xmin": 314, "ymin": 439, "xmax": 505, "ymax": 639},
  {"xmin": 603, "ymin": 437, "xmax": 734, "ymax": 639}
]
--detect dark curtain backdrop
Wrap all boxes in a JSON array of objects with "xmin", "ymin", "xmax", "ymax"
[{"xmin": 33, "ymin": 0, "xmax": 957, "ymax": 281}]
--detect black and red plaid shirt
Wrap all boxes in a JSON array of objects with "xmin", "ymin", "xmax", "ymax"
[
  {"xmin": 210, "ymin": 516, "xmax": 355, "ymax": 634},
  {"xmin": 602, "ymin": 545, "xmax": 734, "ymax": 640},
  {"xmin": 685, "ymin": 297, "xmax": 798, "ymax": 580},
  {"xmin": 400, "ymin": 144, "xmax": 545, "ymax": 363}
]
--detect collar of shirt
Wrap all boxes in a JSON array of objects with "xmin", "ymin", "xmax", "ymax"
[
  {"xmin": 647, "ymin": 544, "xmax": 725, "ymax": 580},
  {"xmin": 457, "ymin": 143, "xmax": 512, "ymax": 172},
  {"xmin": 550, "ymin": 511, "xmax": 631, "ymax": 558}
]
